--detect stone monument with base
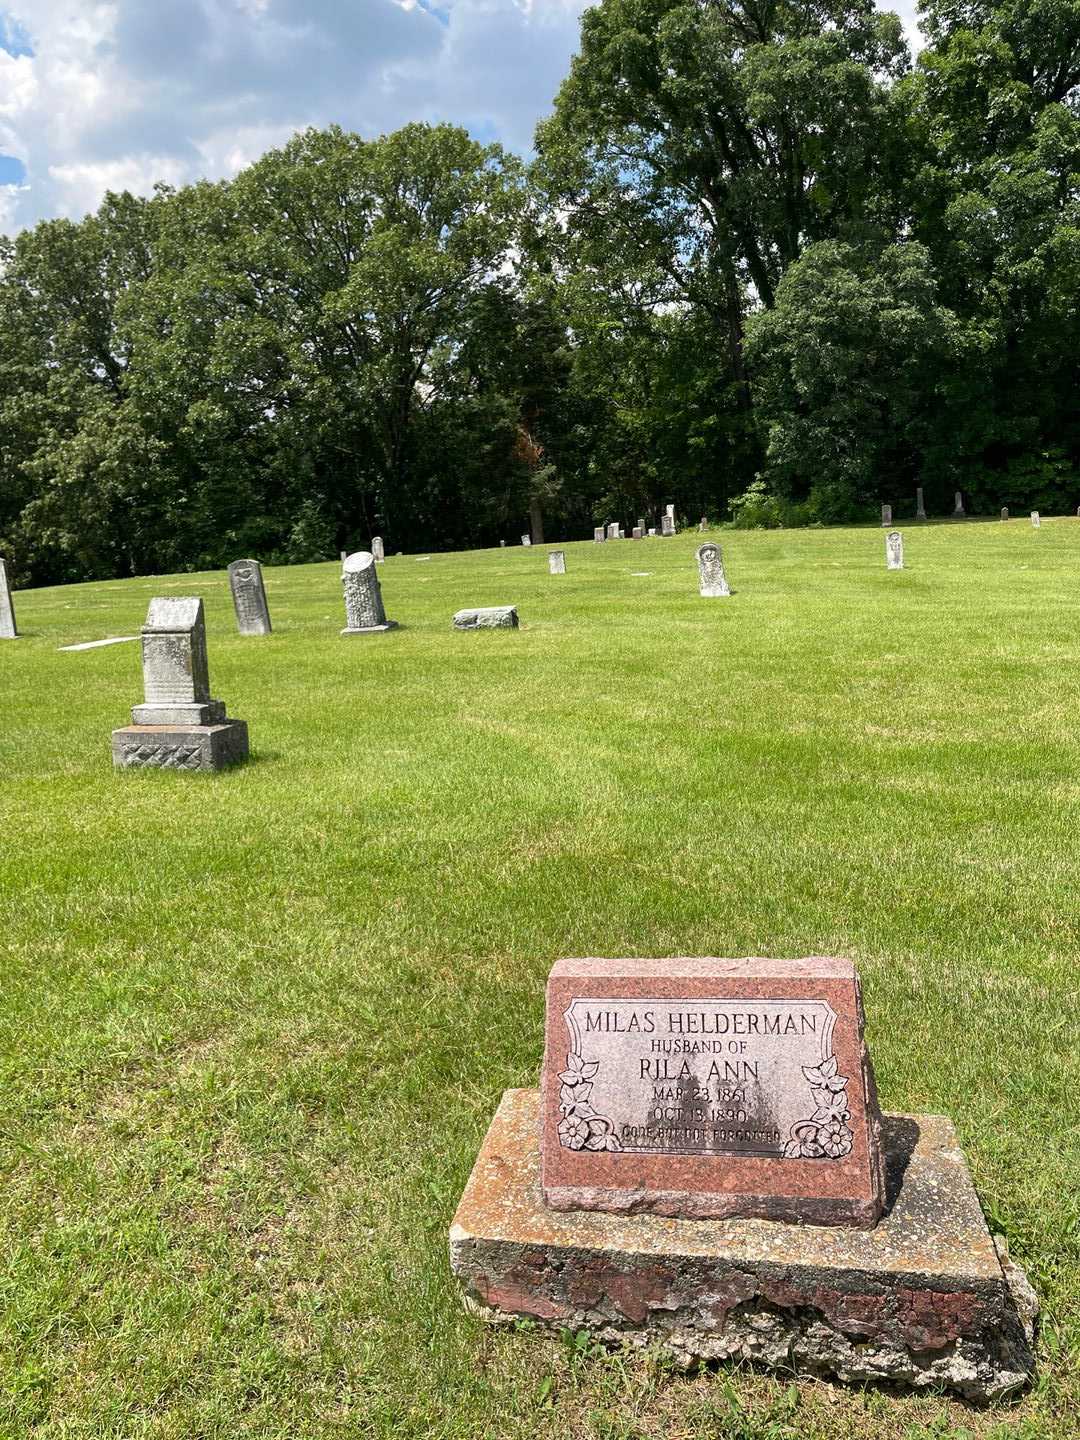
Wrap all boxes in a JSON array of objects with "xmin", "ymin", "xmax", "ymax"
[
  {"xmin": 228, "ymin": 559, "xmax": 271, "ymax": 635},
  {"xmin": 661, "ymin": 514, "xmax": 676, "ymax": 537},
  {"xmin": 450, "ymin": 956, "xmax": 1036, "ymax": 1401},
  {"xmin": 0, "ymin": 557, "xmax": 17, "ymax": 638},
  {"xmin": 341, "ymin": 551, "xmax": 397, "ymax": 634},
  {"xmin": 112, "ymin": 597, "xmax": 248, "ymax": 770}
]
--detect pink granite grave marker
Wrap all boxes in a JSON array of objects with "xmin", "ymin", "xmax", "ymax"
[{"xmin": 541, "ymin": 957, "xmax": 885, "ymax": 1228}]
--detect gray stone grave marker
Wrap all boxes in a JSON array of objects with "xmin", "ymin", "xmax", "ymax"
[
  {"xmin": 549, "ymin": 551, "xmax": 566, "ymax": 575},
  {"xmin": 372, "ymin": 536, "xmax": 385, "ymax": 563},
  {"xmin": 521, "ymin": 534, "xmax": 532, "ymax": 547},
  {"xmin": 953, "ymin": 490, "xmax": 965, "ymax": 518},
  {"xmin": 594, "ymin": 527, "xmax": 605, "ymax": 543},
  {"xmin": 342, "ymin": 551, "xmax": 397, "ymax": 634},
  {"xmin": 227, "ymin": 559, "xmax": 271, "ymax": 636},
  {"xmin": 881, "ymin": 503, "xmax": 892, "ymax": 526},
  {"xmin": 607, "ymin": 522, "xmax": 619, "ymax": 540},
  {"xmin": 1001, "ymin": 507, "xmax": 1009, "ymax": 520},
  {"xmin": 697, "ymin": 542, "xmax": 731, "ymax": 597},
  {"xmin": 453, "ymin": 606, "xmax": 518, "ymax": 629},
  {"xmin": 0, "ymin": 557, "xmax": 16, "ymax": 638},
  {"xmin": 886, "ymin": 530, "xmax": 904, "ymax": 570},
  {"xmin": 632, "ymin": 527, "xmax": 643, "ymax": 539},
  {"xmin": 661, "ymin": 514, "xmax": 675, "ymax": 537},
  {"xmin": 112, "ymin": 597, "xmax": 248, "ymax": 770},
  {"xmin": 916, "ymin": 487, "xmax": 927, "ymax": 520},
  {"xmin": 1031, "ymin": 511, "xmax": 1040, "ymax": 528}
]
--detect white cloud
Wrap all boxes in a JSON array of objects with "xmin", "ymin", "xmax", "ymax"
[{"xmin": 0, "ymin": 0, "xmax": 923, "ymax": 234}]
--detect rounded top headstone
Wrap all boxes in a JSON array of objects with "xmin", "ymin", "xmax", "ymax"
[{"xmin": 343, "ymin": 551, "xmax": 376, "ymax": 573}]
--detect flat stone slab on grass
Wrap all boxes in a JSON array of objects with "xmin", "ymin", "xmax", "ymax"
[
  {"xmin": 59, "ymin": 636, "xmax": 139, "ymax": 652},
  {"xmin": 453, "ymin": 606, "xmax": 519, "ymax": 629},
  {"xmin": 450, "ymin": 1089, "xmax": 1037, "ymax": 1402}
]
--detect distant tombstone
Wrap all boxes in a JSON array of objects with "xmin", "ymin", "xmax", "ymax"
[
  {"xmin": 699, "ymin": 517, "xmax": 707, "ymax": 532},
  {"xmin": 916, "ymin": 487, "xmax": 927, "ymax": 520},
  {"xmin": 341, "ymin": 551, "xmax": 397, "ymax": 634},
  {"xmin": 637, "ymin": 517, "xmax": 646, "ymax": 535},
  {"xmin": 522, "ymin": 535, "xmax": 532, "ymax": 546},
  {"xmin": 647, "ymin": 527, "xmax": 657, "ymax": 536},
  {"xmin": 607, "ymin": 522, "xmax": 619, "ymax": 540},
  {"xmin": 661, "ymin": 514, "xmax": 676, "ymax": 537},
  {"xmin": 453, "ymin": 606, "xmax": 519, "ymax": 630},
  {"xmin": 112, "ymin": 597, "xmax": 248, "ymax": 770},
  {"xmin": 885, "ymin": 530, "xmax": 904, "ymax": 570},
  {"xmin": 618, "ymin": 528, "xmax": 626, "ymax": 540},
  {"xmin": 372, "ymin": 536, "xmax": 385, "ymax": 563},
  {"xmin": 0, "ymin": 557, "xmax": 16, "ymax": 638},
  {"xmin": 632, "ymin": 527, "xmax": 643, "ymax": 539},
  {"xmin": 593, "ymin": 527, "xmax": 605, "ymax": 543},
  {"xmin": 549, "ymin": 551, "xmax": 566, "ymax": 575},
  {"xmin": 1076, "ymin": 505, "xmax": 1080, "ymax": 518},
  {"xmin": 1031, "ymin": 511, "xmax": 1040, "ymax": 528},
  {"xmin": 696, "ymin": 542, "xmax": 731, "ymax": 597},
  {"xmin": 1001, "ymin": 508, "xmax": 1009, "ymax": 521},
  {"xmin": 952, "ymin": 491, "xmax": 965, "ymax": 518},
  {"xmin": 227, "ymin": 559, "xmax": 271, "ymax": 636},
  {"xmin": 500, "ymin": 539, "xmax": 507, "ymax": 547},
  {"xmin": 665, "ymin": 503, "xmax": 675, "ymax": 518},
  {"xmin": 340, "ymin": 550, "xmax": 348, "ymax": 562},
  {"xmin": 881, "ymin": 503, "xmax": 892, "ymax": 527}
]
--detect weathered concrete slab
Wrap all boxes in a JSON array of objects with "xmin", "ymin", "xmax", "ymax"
[{"xmin": 450, "ymin": 1089, "xmax": 1036, "ymax": 1401}]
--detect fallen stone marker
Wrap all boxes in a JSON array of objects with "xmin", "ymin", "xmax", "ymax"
[
  {"xmin": 453, "ymin": 606, "xmax": 518, "ymax": 630},
  {"xmin": 112, "ymin": 597, "xmax": 248, "ymax": 771},
  {"xmin": 450, "ymin": 956, "xmax": 1036, "ymax": 1402},
  {"xmin": 59, "ymin": 636, "xmax": 138, "ymax": 652}
]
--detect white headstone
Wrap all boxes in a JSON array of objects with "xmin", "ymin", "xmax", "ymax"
[
  {"xmin": 548, "ymin": 551, "xmax": 566, "ymax": 575},
  {"xmin": 0, "ymin": 557, "xmax": 16, "ymax": 638},
  {"xmin": 881, "ymin": 504, "xmax": 892, "ymax": 527},
  {"xmin": 594, "ymin": 527, "xmax": 605, "ymax": 543},
  {"xmin": 372, "ymin": 536, "xmax": 385, "ymax": 563},
  {"xmin": 885, "ymin": 531, "xmax": 904, "ymax": 570},
  {"xmin": 632, "ymin": 527, "xmax": 643, "ymax": 539},
  {"xmin": 1001, "ymin": 507, "xmax": 1009, "ymax": 521},
  {"xmin": 227, "ymin": 559, "xmax": 271, "ymax": 636},
  {"xmin": 952, "ymin": 491, "xmax": 965, "ymax": 518},
  {"xmin": 607, "ymin": 522, "xmax": 619, "ymax": 540},
  {"xmin": 1031, "ymin": 511, "xmax": 1040, "ymax": 528},
  {"xmin": 342, "ymin": 551, "xmax": 397, "ymax": 633},
  {"xmin": 697, "ymin": 542, "xmax": 731, "ymax": 597},
  {"xmin": 521, "ymin": 534, "xmax": 532, "ymax": 546},
  {"xmin": 661, "ymin": 514, "xmax": 676, "ymax": 537},
  {"xmin": 647, "ymin": 528, "xmax": 657, "ymax": 537},
  {"xmin": 665, "ymin": 504, "xmax": 675, "ymax": 519}
]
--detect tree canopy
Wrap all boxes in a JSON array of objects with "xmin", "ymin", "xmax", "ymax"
[{"xmin": 3, "ymin": 0, "xmax": 1080, "ymax": 584}]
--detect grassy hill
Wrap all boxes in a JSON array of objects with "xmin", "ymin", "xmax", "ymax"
[{"xmin": 1, "ymin": 522, "xmax": 1076, "ymax": 1438}]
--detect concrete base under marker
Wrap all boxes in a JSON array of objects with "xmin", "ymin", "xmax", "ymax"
[{"xmin": 449, "ymin": 1090, "xmax": 1037, "ymax": 1402}]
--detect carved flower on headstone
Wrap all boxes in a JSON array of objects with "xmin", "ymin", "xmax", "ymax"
[
  {"xmin": 558, "ymin": 1115, "xmax": 591, "ymax": 1149},
  {"xmin": 784, "ymin": 1055, "xmax": 853, "ymax": 1159}
]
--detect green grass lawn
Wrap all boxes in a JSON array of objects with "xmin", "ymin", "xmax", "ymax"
[{"xmin": 1, "ymin": 520, "xmax": 1077, "ymax": 1439}]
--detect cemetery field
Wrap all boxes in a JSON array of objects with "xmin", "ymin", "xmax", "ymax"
[{"xmin": 2, "ymin": 521, "xmax": 1079, "ymax": 1440}]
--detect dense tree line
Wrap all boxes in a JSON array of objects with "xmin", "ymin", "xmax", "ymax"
[{"xmin": 2, "ymin": 0, "xmax": 1079, "ymax": 585}]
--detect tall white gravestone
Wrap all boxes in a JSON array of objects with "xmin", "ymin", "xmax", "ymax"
[
  {"xmin": 916, "ymin": 487, "xmax": 927, "ymax": 520},
  {"xmin": 594, "ymin": 527, "xmax": 605, "ymax": 543},
  {"xmin": 548, "ymin": 551, "xmax": 566, "ymax": 575},
  {"xmin": 607, "ymin": 522, "xmax": 619, "ymax": 540},
  {"xmin": 881, "ymin": 504, "xmax": 892, "ymax": 527},
  {"xmin": 1031, "ymin": 512, "xmax": 1040, "ymax": 528},
  {"xmin": 661, "ymin": 514, "xmax": 676, "ymax": 537},
  {"xmin": 697, "ymin": 542, "xmax": 731, "ymax": 597},
  {"xmin": 227, "ymin": 559, "xmax": 271, "ymax": 636},
  {"xmin": 341, "ymin": 551, "xmax": 397, "ymax": 634},
  {"xmin": 372, "ymin": 536, "xmax": 385, "ymax": 563},
  {"xmin": 112, "ymin": 597, "xmax": 248, "ymax": 769},
  {"xmin": 885, "ymin": 531, "xmax": 904, "ymax": 570},
  {"xmin": 0, "ymin": 557, "xmax": 17, "ymax": 638},
  {"xmin": 952, "ymin": 491, "xmax": 965, "ymax": 518}
]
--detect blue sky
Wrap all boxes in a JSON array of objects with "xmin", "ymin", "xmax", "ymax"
[{"xmin": 0, "ymin": 0, "xmax": 923, "ymax": 235}]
